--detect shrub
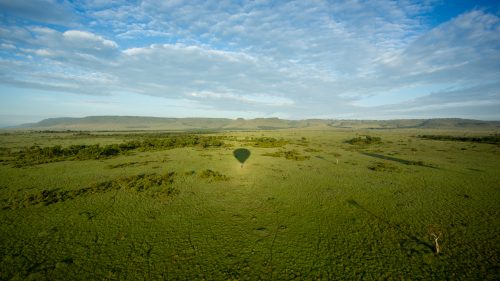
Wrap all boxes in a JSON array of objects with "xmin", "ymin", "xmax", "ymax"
[
  {"xmin": 368, "ymin": 162, "xmax": 400, "ymax": 172},
  {"xmin": 304, "ymin": 148, "xmax": 321, "ymax": 152},
  {"xmin": 262, "ymin": 150, "xmax": 310, "ymax": 161},
  {"xmin": 245, "ymin": 137, "xmax": 288, "ymax": 148},
  {"xmin": 198, "ymin": 169, "xmax": 229, "ymax": 182},
  {"xmin": 346, "ymin": 136, "xmax": 382, "ymax": 145}
]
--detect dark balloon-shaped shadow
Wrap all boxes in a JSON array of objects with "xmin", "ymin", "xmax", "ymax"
[{"xmin": 233, "ymin": 148, "xmax": 251, "ymax": 167}]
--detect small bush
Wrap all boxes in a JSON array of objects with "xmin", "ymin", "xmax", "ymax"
[
  {"xmin": 407, "ymin": 160, "xmax": 426, "ymax": 166},
  {"xmin": 296, "ymin": 137, "xmax": 309, "ymax": 146},
  {"xmin": 262, "ymin": 151, "xmax": 282, "ymax": 158},
  {"xmin": 184, "ymin": 170, "xmax": 196, "ymax": 176},
  {"xmin": 284, "ymin": 150, "xmax": 310, "ymax": 160},
  {"xmin": 330, "ymin": 152, "xmax": 342, "ymax": 157}
]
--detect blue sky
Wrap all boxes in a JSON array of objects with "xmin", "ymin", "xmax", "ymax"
[{"xmin": 0, "ymin": 0, "xmax": 499, "ymax": 126}]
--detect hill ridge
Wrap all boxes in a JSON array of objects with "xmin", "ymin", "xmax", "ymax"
[{"xmin": 13, "ymin": 116, "xmax": 500, "ymax": 131}]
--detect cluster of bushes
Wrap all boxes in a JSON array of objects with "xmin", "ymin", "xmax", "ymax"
[
  {"xmin": 368, "ymin": 162, "xmax": 401, "ymax": 172},
  {"xmin": 15, "ymin": 144, "xmax": 123, "ymax": 163},
  {"xmin": 12, "ymin": 144, "xmax": 123, "ymax": 166},
  {"xmin": 296, "ymin": 137, "xmax": 309, "ymax": 146},
  {"xmin": 304, "ymin": 148, "xmax": 321, "ymax": 152},
  {"xmin": 263, "ymin": 149, "xmax": 310, "ymax": 161},
  {"xmin": 0, "ymin": 147, "xmax": 11, "ymax": 156},
  {"xmin": 244, "ymin": 137, "xmax": 288, "ymax": 148},
  {"xmin": 418, "ymin": 134, "xmax": 500, "ymax": 144},
  {"xmin": 11, "ymin": 135, "xmax": 226, "ymax": 167},
  {"xmin": 198, "ymin": 169, "xmax": 230, "ymax": 182},
  {"xmin": 2, "ymin": 172, "xmax": 178, "ymax": 209},
  {"xmin": 1, "ymin": 168, "xmax": 232, "ymax": 209},
  {"xmin": 346, "ymin": 135, "xmax": 382, "ymax": 145},
  {"xmin": 138, "ymin": 135, "xmax": 226, "ymax": 150},
  {"xmin": 106, "ymin": 172, "xmax": 176, "ymax": 193}
]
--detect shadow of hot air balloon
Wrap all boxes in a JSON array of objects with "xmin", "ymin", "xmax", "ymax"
[{"xmin": 233, "ymin": 148, "xmax": 251, "ymax": 168}]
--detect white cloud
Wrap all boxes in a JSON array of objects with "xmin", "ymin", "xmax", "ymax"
[
  {"xmin": 187, "ymin": 91, "xmax": 294, "ymax": 106},
  {"xmin": 63, "ymin": 30, "xmax": 118, "ymax": 49},
  {"xmin": 0, "ymin": 43, "xmax": 16, "ymax": 50},
  {"xmin": 0, "ymin": 0, "xmax": 76, "ymax": 25},
  {"xmin": 0, "ymin": 1, "xmax": 499, "ymax": 120},
  {"xmin": 380, "ymin": 10, "xmax": 500, "ymax": 84}
]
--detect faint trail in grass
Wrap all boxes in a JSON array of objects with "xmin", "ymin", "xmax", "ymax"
[
  {"xmin": 138, "ymin": 240, "xmax": 153, "ymax": 280},
  {"xmin": 268, "ymin": 225, "xmax": 278, "ymax": 280},
  {"xmin": 267, "ymin": 213, "xmax": 281, "ymax": 281},
  {"xmin": 306, "ymin": 218, "xmax": 323, "ymax": 278},
  {"xmin": 79, "ymin": 188, "xmax": 119, "ymax": 221},
  {"xmin": 347, "ymin": 199, "xmax": 434, "ymax": 252},
  {"xmin": 187, "ymin": 221, "xmax": 197, "ymax": 255}
]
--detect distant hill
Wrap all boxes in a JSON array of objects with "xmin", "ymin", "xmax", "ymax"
[
  {"xmin": 12, "ymin": 116, "xmax": 500, "ymax": 131},
  {"xmin": 15, "ymin": 116, "xmax": 312, "ymax": 131},
  {"xmin": 326, "ymin": 118, "xmax": 500, "ymax": 130}
]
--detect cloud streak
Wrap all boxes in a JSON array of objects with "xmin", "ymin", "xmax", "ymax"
[{"xmin": 0, "ymin": 0, "xmax": 498, "ymax": 122}]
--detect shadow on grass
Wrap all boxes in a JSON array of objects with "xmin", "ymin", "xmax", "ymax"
[
  {"xmin": 315, "ymin": 155, "xmax": 339, "ymax": 165},
  {"xmin": 361, "ymin": 152, "xmax": 437, "ymax": 168},
  {"xmin": 347, "ymin": 199, "xmax": 434, "ymax": 253},
  {"xmin": 233, "ymin": 148, "xmax": 251, "ymax": 167}
]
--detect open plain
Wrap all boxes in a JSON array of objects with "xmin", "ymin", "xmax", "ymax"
[{"xmin": 0, "ymin": 121, "xmax": 498, "ymax": 280}]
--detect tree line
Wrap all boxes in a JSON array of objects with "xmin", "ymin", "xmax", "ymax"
[
  {"xmin": 418, "ymin": 134, "xmax": 500, "ymax": 144},
  {"xmin": 10, "ymin": 135, "xmax": 226, "ymax": 167}
]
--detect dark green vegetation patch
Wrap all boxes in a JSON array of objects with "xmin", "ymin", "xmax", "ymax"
[
  {"xmin": 346, "ymin": 135, "xmax": 382, "ymax": 145},
  {"xmin": 242, "ymin": 137, "xmax": 288, "ymax": 148},
  {"xmin": 418, "ymin": 134, "xmax": 500, "ymax": 144},
  {"xmin": 198, "ymin": 169, "xmax": 230, "ymax": 182},
  {"xmin": 1, "ymin": 172, "xmax": 179, "ymax": 209},
  {"xmin": 7, "ymin": 134, "xmax": 226, "ymax": 167},
  {"xmin": 367, "ymin": 161, "xmax": 401, "ymax": 172},
  {"xmin": 262, "ymin": 149, "xmax": 310, "ymax": 160}
]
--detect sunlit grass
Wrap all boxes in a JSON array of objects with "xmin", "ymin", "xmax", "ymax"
[{"xmin": 0, "ymin": 129, "xmax": 498, "ymax": 279}]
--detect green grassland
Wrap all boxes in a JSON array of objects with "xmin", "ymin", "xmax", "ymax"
[{"xmin": 0, "ymin": 128, "xmax": 499, "ymax": 280}]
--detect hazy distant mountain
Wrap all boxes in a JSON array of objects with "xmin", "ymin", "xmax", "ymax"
[
  {"xmin": 12, "ymin": 116, "xmax": 500, "ymax": 131},
  {"xmin": 326, "ymin": 118, "xmax": 500, "ymax": 130}
]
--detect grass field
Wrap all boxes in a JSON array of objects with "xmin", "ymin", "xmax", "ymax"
[{"xmin": 0, "ymin": 128, "xmax": 499, "ymax": 280}]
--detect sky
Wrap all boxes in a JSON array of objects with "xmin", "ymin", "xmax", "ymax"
[{"xmin": 0, "ymin": 0, "xmax": 499, "ymax": 126}]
